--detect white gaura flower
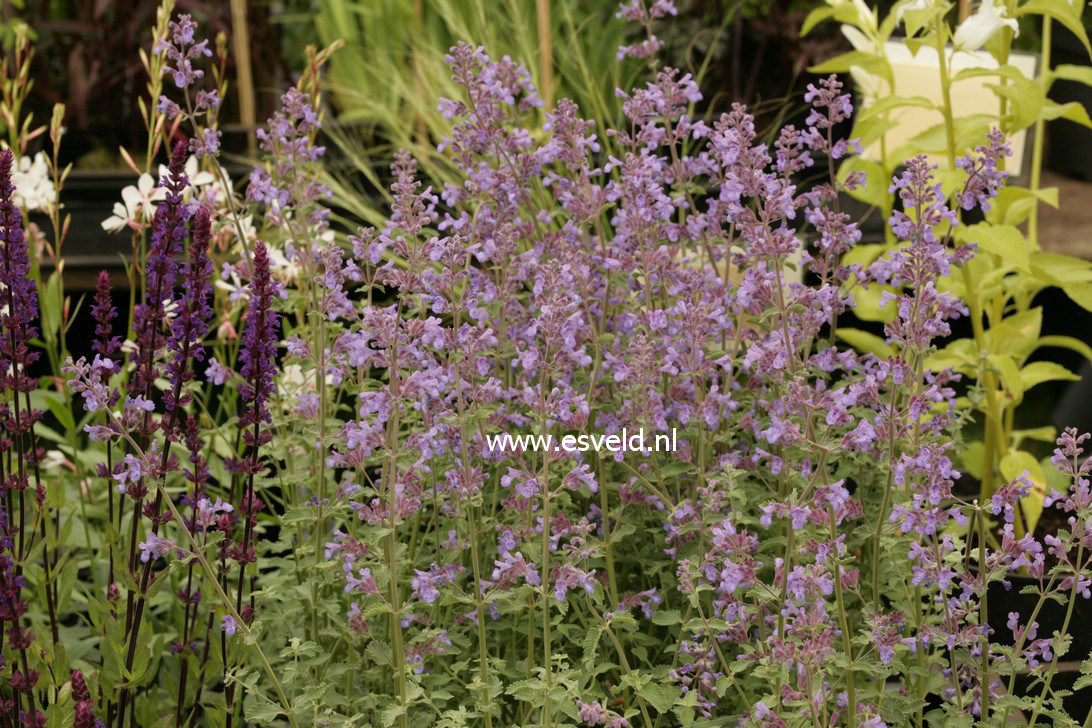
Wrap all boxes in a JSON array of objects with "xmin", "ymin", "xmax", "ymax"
[
  {"xmin": 101, "ymin": 173, "xmax": 158, "ymax": 233},
  {"xmin": 103, "ymin": 156, "xmax": 216, "ymax": 233},
  {"xmin": 953, "ymin": 0, "xmax": 1018, "ymax": 51},
  {"xmin": 12, "ymin": 152, "xmax": 56, "ymax": 211},
  {"xmin": 157, "ymin": 155, "xmax": 215, "ymax": 195},
  {"xmin": 41, "ymin": 449, "xmax": 68, "ymax": 473}
]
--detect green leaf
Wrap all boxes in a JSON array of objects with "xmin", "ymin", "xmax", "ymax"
[
  {"xmin": 1017, "ymin": 0, "xmax": 1092, "ymax": 57},
  {"xmin": 988, "ymin": 307, "xmax": 1043, "ymax": 359},
  {"xmin": 1042, "ymin": 100, "xmax": 1092, "ymax": 129},
  {"xmin": 42, "ymin": 392, "xmax": 76, "ymax": 433},
  {"xmin": 810, "ymin": 51, "xmax": 893, "ymax": 86},
  {"xmin": 801, "ymin": 5, "xmax": 836, "ymax": 35},
  {"xmin": 988, "ymin": 80, "xmax": 1044, "ymax": 132},
  {"xmin": 961, "ymin": 440, "xmax": 985, "ymax": 480},
  {"xmin": 836, "ymin": 327, "xmax": 894, "ymax": 358},
  {"xmin": 245, "ymin": 698, "xmax": 286, "ymax": 724},
  {"xmin": 1030, "ymin": 252, "xmax": 1092, "ymax": 286},
  {"xmin": 1012, "ymin": 426, "xmax": 1058, "ymax": 447},
  {"xmin": 581, "ymin": 626, "xmax": 602, "ymax": 667},
  {"xmin": 1065, "ymin": 282, "xmax": 1092, "ymax": 312},
  {"xmin": 651, "ymin": 609, "xmax": 680, "ymax": 626},
  {"xmin": 858, "ymin": 94, "xmax": 936, "ymax": 121},
  {"xmin": 848, "ymin": 280, "xmax": 897, "ymax": 323},
  {"xmin": 638, "ymin": 681, "xmax": 681, "ymax": 714},
  {"xmin": 989, "ymin": 353, "xmax": 1025, "ymax": 402},
  {"xmin": 1020, "ymin": 361, "xmax": 1079, "ymax": 389},
  {"xmin": 985, "ymin": 186, "xmax": 1058, "ymax": 226},
  {"xmin": 1034, "ymin": 334, "xmax": 1092, "ymax": 362},
  {"xmin": 952, "ymin": 64, "xmax": 1034, "ymax": 85},
  {"xmin": 1053, "ymin": 64, "xmax": 1092, "ymax": 86},
  {"xmin": 958, "ymin": 223, "xmax": 1029, "ymax": 272}
]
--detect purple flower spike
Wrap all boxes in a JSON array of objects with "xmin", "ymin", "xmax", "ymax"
[
  {"xmin": 164, "ymin": 204, "xmax": 214, "ymax": 412},
  {"xmin": 237, "ymin": 241, "xmax": 280, "ymax": 469},
  {"xmin": 130, "ymin": 140, "xmax": 191, "ymax": 397},
  {"xmin": 91, "ymin": 270, "xmax": 121, "ymax": 365},
  {"xmin": 0, "ymin": 148, "xmax": 41, "ymax": 396}
]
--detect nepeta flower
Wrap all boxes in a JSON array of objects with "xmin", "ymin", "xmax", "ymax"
[
  {"xmin": 138, "ymin": 533, "xmax": 177, "ymax": 562},
  {"xmin": 955, "ymin": 128, "xmax": 1011, "ymax": 211},
  {"xmin": 156, "ymin": 14, "xmax": 212, "ymax": 89}
]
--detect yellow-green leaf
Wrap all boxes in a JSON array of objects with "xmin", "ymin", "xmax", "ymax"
[
  {"xmin": 958, "ymin": 223, "xmax": 1029, "ymax": 272},
  {"xmin": 1020, "ymin": 361, "xmax": 1079, "ymax": 390},
  {"xmin": 1034, "ymin": 334, "xmax": 1092, "ymax": 362},
  {"xmin": 988, "ymin": 353, "xmax": 1025, "ymax": 403},
  {"xmin": 1065, "ymin": 282, "xmax": 1092, "ymax": 312},
  {"xmin": 836, "ymin": 328, "xmax": 894, "ymax": 358},
  {"xmin": 1017, "ymin": 0, "xmax": 1092, "ymax": 57},
  {"xmin": 1054, "ymin": 64, "xmax": 1092, "ymax": 86},
  {"xmin": 1043, "ymin": 101, "xmax": 1092, "ymax": 129}
]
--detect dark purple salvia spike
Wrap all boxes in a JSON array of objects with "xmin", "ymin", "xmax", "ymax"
[
  {"xmin": 233, "ymin": 240, "xmax": 278, "ymax": 574},
  {"xmin": 90, "ymin": 270, "xmax": 121, "ymax": 365},
  {"xmin": 222, "ymin": 241, "xmax": 278, "ymax": 726},
  {"xmin": 117, "ymin": 202, "xmax": 212, "ymax": 728},
  {"xmin": 0, "ymin": 149, "xmax": 41, "ymax": 397},
  {"xmin": 237, "ymin": 240, "xmax": 279, "ymax": 471},
  {"xmin": 115, "ymin": 142, "xmax": 191, "ymax": 722},
  {"xmin": 70, "ymin": 669, "xmax": 101, "ymax": 728},
  {"xmin": 163, "ymin": 204, "xmax": 214, "ymax": 415},
  {"xmin": 0, "ymin": 147, "xmax": 50, "ymax": 728},
  {"xmin": 129, "ymin": 139, "xmax": 190, "ymax": 400}
]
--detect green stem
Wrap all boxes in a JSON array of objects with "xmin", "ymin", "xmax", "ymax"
[{"xmin": 1028, "ymin": 18, "xmax": 1051, "ymax": 248}]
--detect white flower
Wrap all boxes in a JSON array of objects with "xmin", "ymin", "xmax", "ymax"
[
  {"xmin": 157, "ymin": 155, "xmax": 215, "ymax": 194},
  {"xmin": 11, "ymin": 152, "xmax": 56, "ymax": 211},
  {"xmin": 218, "ymin": 213, "xmax": 257, "ymax": 244},
  {"xmin": 953, "ymin": 0, "xmax": 1018, "ymax": 51},
  {"xmin": 101, "ymin": 173, "xmax": 158, "ymax": 233},
  {"xmin": 267, "ymin": 242, "xmax": 301, "ymax": 283},
  {"xmin": 41, "ymin": 449, "xmax": 67, "ymax": 473}
]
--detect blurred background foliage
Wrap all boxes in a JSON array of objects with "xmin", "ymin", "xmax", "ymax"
[{"xmin": 1, "ymin": 0, "xmax": 855, "ymax": 172}]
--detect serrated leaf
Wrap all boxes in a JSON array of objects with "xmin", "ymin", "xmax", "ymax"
[
  {"xmin": 651, "ymin": 608, "xmax": 680, "ymax": 626},
  {"xmin": 638, "ymin": 681, "xmax": 681, "ymax": 714}
]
